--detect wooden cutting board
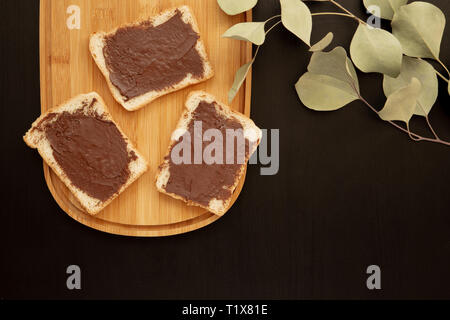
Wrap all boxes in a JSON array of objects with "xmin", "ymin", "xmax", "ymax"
[{"xmin": 39, "ymin": 0, "xmax": 252, "ymax": 236}]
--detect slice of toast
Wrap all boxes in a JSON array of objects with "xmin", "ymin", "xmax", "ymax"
[
  {"xmin": 156, "ymin": 91, "xmax": 262, "ymax": 216},
  {"xmin": 24, "ymin": 92, "xmax": 148, "ymax": 215},
  {"xmin": 89, "ymin": 6, "xmax": 214, "ymax": 111}
]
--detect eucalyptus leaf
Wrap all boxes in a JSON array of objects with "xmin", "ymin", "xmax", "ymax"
[
  {"xmin": 217, "ymin": 0, "xmax": 258, "ymax": 15},
  {"xmin": 383, "ymin": 57, "xmax": 438, "ymax": 116},
  {"xmin": 379, "ymin": 78, "xmax": 422, "ymax": 123},
  {"xmin": 223, "ymin": 22, "xmax": 266, "ymax": 45},
  {"xmin": 229, "ymin": 62, "xmax": 252, "ymax": 103},
  {"xmin": 295, "ymin": 47, "xmax": 360, "ymax": 111},
  {"xmin": 308, "ymin": 47, "xmax": 360, "ymax": 93},
  {"xmin": 309, "ymin": 32, "xmax": 334, "ymax": 52},
  {"xmin": 350, "ymin": 24, "xmax": 402, "ymax": 77},
  {"xmin": 363, "ymin": 0, "xmax": 408, "ymax": 20},
  {"xmin": 392, "ymin": 1, "xmax": 446, "ymax": 59},
  {"xmin": 296, "ymin": 74, "xmax": 360, "ymax": 111},
  {"xmin": 280, "ymin": 0, "xmax": 312, "ymax": 46}
]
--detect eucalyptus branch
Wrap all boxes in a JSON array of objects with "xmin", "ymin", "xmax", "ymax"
[
  {"xmin": 437, "ymin": 59, "xmax": 450, "ymax": 81},
  {"xmin": 311, "ymin": 12, "xmax": 355, "ymax": 20},
  {"xmin": 359, "ymin": 96, "xmax": 450, "ymax": 147},
  {"xmin": 251, "ymin": 20, "xmax": 281, "ymax": 63},
  {"xmin": 328, "ymin": 0, "xmax": 367, "ymax": 25},
  {"xmin": 406, "ymin": 123, "xmax": 422, "ymax": 142},
  {"xmin": 426, "ymin": 115, "xmax": 440, "ymax": 140},
  {"xmin": 253, "ymin": 20, "xmax": 282, "ymax": 59},
  {"xmin": 266, "ymin": 20, "xmax": 282, "ymax": 34},
  {"xmin": 435, "ymin": 69, "xmax": 450, "ymax": 83},
  {"xmin": 221, "ymin": 0, "xmax": 449, "ymax": 146},
  {"xmin": 226, "ymin": 17, "xmax": 282, "ymax": 102},
  {"xmin": 265, "ymin": 15, "xmax": 281, "ymax": 24}
]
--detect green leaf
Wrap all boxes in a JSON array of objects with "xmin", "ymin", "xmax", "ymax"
[
  {"xmin": 223, "ymin": 22, "xmax": 266, "ymax": 45},
  {"xmin": 350, "ymin": 24, "xmax": 402, "ymax": 77},
  {"xmin": 228, "ymin": 62, "xmax": 252, "ymax": 103},
  {"xmin": 383, "ymin": 57, "xmax": 438, "ymax": 116},
  {"xmin": 217, "ymin": 0, "xmax": 258, "ymax": 15},
  {"xmin": 308, "ymin": 47, "xmax": 360, "ymax": 93},
  {"xmin": 309, "ymin": 32, "xmax": 334, "ymax": 52},
  {"xmin": 363, "ymin": 0, "xmax": 408, "ymax": 20},
  {"xmin": 392, "ymin": 1, "xmax": 446, "ymax": 59},
  {"xmin": 379, "ymin": 78, "xmax": 422, "ymax": 123},
  {"xmin": 295, "ymin": 47, "xmax": 360, "ymax": 111},
  {"xmin": 296, "ymin": 74, "xmax": 360, "ymax": 111},
  {"xmin": 280, "ymin": 0, "xmax": 312, "ymax": 46}
]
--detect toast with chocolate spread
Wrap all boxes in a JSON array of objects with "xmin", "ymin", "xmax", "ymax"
[
  {"xmin": 156, "ymin": 91, "xmax": 262, "ymax": 216},
  {"xmin": 89, "ymin": 6, "xmax": 214, "ymax": 111},
  {"xmin": 24, "ymin": 92, "xmax": 148, "ymax": 215}
]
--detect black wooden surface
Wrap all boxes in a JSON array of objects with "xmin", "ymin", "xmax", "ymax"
[{"xmin": 1, "ymin": 0, "xmax": 450, "ymax": 299}]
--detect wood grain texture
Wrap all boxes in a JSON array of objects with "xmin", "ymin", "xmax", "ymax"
[{"xmin": 39, "ymin": 0, "xmax": 253, "ymax": 236}]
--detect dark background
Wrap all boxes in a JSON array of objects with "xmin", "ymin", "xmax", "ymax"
[{"xmin": 1, "ymin": 0, "xmax": 450, "ymax": 300}]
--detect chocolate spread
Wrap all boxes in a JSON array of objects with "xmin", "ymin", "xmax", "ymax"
[
  {"xmin": 40, "ymin": 99, "xmax": 134, "ymax": 202},
  {"xmin": 164, "ymin": 101, "xmax": 251, "ymax": 207},
  {"xmin": 103, "ymin": 10, "xmax": 205, "ymax": 101}
]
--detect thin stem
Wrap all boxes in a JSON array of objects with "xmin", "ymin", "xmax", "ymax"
[
  {"xmin": 311, "ymin": 12, "xmax": 355, "ymax": 20},
  {"xmin": 435, "ymin": 69, "xmax": 449, "ymax": 83},
  {"xmin": 328, "ymin": 0, "xmax": 367, "ymax": 25},
  {"xmin": 426, "ymin": 116, "xmax": 440, "ymax": 140},
  {"xmin": 252, "ymin": 46, "xmax": 261, "ymax": 63},
  {"xmin": 418, "ymin": 102, "xmax": 439, "ymax": 140},
  {"xmin": 265, "ymin": 15, "xmax": 281, "ymax": 24},
  {"xmin": 358, "ymin": 96, "xmax": 450, "ymax": 146},
  {"xmin": 437, "ymin": 59, "xmax": 450, "ymax": 79},
  {"xmin": 237, "ymin": 20, "xmax": 280, "ymax": 102},
  {"xmin": 359, "ymin": 96, "xmax": 416, "ymax": 137},
  {"xmin": 406, "ymin": 123, "xmax": 421, "ymax": 141},
  {"xmin": 248, "ymin": 20, "xmax": 281, "ymax": 65},
  {"xmin": 265, "ymin": 20, "xmax": 282, "ymax": 35}
]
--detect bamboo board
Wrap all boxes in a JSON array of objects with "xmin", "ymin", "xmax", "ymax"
[{"xmin": 39, "ymin": 0, "xmax": 253, "ymax": 236}]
